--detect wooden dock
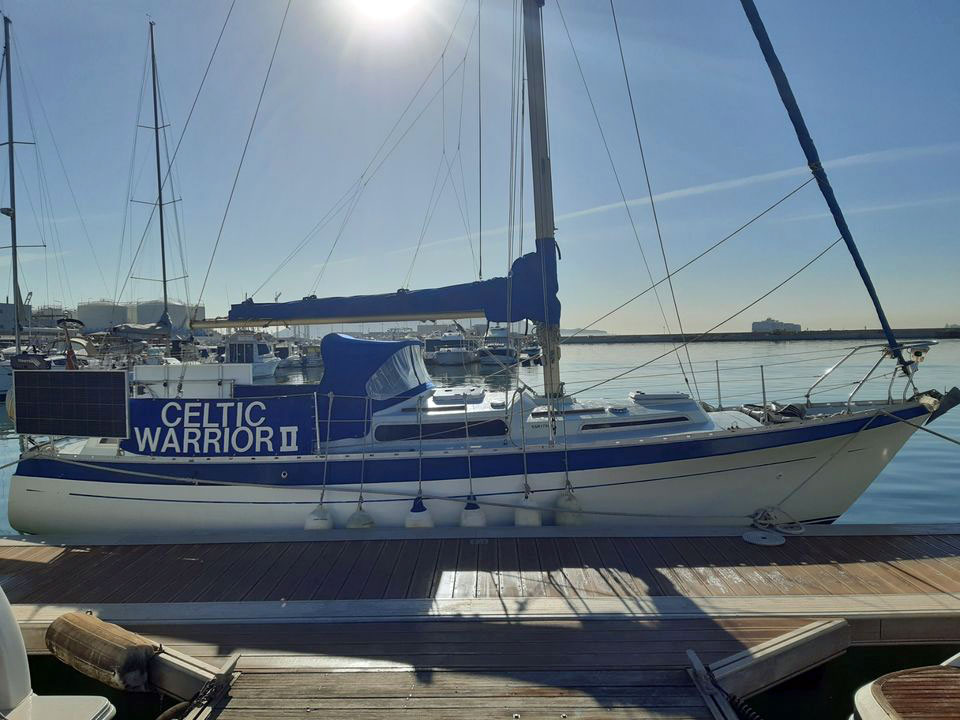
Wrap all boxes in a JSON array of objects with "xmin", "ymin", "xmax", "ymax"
[{"xmin": 4, "ymin": 524, "xmax": 960, "ymax": 718}]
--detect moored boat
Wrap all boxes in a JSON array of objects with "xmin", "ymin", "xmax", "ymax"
[{"xmin": 6, "ymin": 0, "xmax": 958, "ymax": 536}]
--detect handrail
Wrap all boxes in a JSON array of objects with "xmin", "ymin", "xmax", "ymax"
[{"xmin": 803, "ymin": 340, "xmax": 936, "ymax": 409}]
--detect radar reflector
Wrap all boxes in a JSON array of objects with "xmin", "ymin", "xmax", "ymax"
[{"xmin": 13, "ymin": 370, "xmax": 129, "ymax": 439}]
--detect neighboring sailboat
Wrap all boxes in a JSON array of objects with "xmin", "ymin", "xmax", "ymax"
[
  {"xmin": 6, "ymin": 1, "xmax": 956, "ymax": 534},
  {"xmin": 0, "ymin": 15, "xmax": 24, "ymax": 402}
]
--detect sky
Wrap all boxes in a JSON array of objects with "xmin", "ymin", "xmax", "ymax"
[{"xmin": 0, "ymin": 0, "xmax": 956, "ymax": 334}]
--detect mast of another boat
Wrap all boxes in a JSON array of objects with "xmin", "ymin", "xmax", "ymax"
[
  {"xmin": 522, "ymin": 0, "xmax": 562, "ymax": 399},
  {"xmin": 3, "ymin": 16, "xmax": 21, "ymax": 354},
  {"xmin": 148, "ymin": 21, "xmax": 172, "ymax": 340}
]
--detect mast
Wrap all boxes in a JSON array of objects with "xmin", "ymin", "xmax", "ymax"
[
  {"xmin": 149, "ymin": 22, "xmax": 171, "ymax": 335},
  {"xmin": 3, "ymin": 16, "xmax": 21, "ymax": 353},
  {"xmin": 738, "ymin": 0, "xmax": 908, "ymax": 370},
  {"xmin": 522, "ymin": 0, "xmax": 562, "ymax": 398}
]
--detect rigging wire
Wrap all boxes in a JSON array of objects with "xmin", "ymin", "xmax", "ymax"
[
  {"xmin": 10, "ymin": 45, "xmax": 74, "ymax": 308},
  {"xmin": 555, "ymin": 0, "xmax": 698, "ymax": 399},
  {"xmin": 157, "ymin": 72, "xmax": 192, "ymax": 309},
  {"xmin": 112, "ymin": 0, "xmax": 236, "ymax": 310},
  {"xmin": 309, "ymin": 183, "xmax": 364, "ymax": 294},
  {"xmin": 194, "ymin": 0, "xmax": 292, "ymax": 319},
  {"xmin": 15, "ymin": 39, "xmax": 108, "ymax": 295},
  {"xmin": 253, "ymin": 0, "xmax": 477, "ymax": 298},
  {"xmin": 608, "ymin": 0, "xmax": 701, "ymax": 401},
  {"xmin": 561, "ymin": 177, "xmax": 815, "ymax": 346},
  {"xmin": 568, "ymin": 236, "xmax": 844, "ymax": 396},
  {"xmin": 454, "ymin": 32, "xmax": 476, "ymax": 276},
  {"xmin": 115, "ymin": 44, "xmax": 148, "ymax": 303},
  {"xmin": 303, "ymin": 20, "xmax": 481, "ymax": 297},
  {"xmin": 477, "ymin": 0, "xmax": 482, "ymax": 280},
  {"xmin": 402, "ymin": 151, "xmax": 448, "ymax": 288}
]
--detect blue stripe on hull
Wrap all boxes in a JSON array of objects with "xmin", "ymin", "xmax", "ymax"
[{"xmin": 16, "ymin": 404, "xmax": 927, "ymax": 488}]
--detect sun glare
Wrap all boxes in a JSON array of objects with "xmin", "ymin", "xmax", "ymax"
[{"xmin": 351, "ymin": 0, "xmax": 422, "ymax": 23}]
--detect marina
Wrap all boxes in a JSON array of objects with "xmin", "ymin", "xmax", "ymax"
[{"xmin": 0, "ymin": 0, "xmax": 955, "ymax": 716}]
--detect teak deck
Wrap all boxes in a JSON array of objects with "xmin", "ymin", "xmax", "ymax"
[
  {"xmin": 6, "ymin": 528, "xmax": 960, "ymax": 605},
  {"xmin": 4, "ymin": 524, "xmax": 960, "ymax": 718}
]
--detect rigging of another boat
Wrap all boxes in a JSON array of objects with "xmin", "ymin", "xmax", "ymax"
[{"xmin": 4, "ymin": 0, "xmax": 957, "ymax": 535}]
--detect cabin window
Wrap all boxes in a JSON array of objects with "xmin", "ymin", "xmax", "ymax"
[
  {"xmin": 375, "ymin": 418, "xmax": 508, "ymax": 441},
  {"xmin": 580, "ymin": 416, "xmax": 689, "ymax": 431},
  {"xmin": 531, "ymin": 407, "xmax": 606, "ymax": 418},
  {"xmin": 228, "ymin": 343, "xmax": 253, "ymax": 364},
  {"xmin": 257, "ymin": 343, "xmax": 270, "ymax": 356},
  {"xmin": 366, "ymin": 346, "xmax": 430, "ymax": 400}
]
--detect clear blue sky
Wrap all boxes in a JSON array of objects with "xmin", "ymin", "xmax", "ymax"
[{"xmin": 0, "ymin": 0, "xmax": 956, "ymax": 333}]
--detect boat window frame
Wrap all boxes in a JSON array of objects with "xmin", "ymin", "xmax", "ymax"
[
  {"xmin": 580, "ymin": 415, "xmax": 690, "ymax": 431},
  {"xmin": 375, "ymin": 417, "xmax": 509, "ymax": 442}
]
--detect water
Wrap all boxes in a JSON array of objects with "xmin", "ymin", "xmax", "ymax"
[
  {"xmin": 1, "ymin": 339, "xmax": 957, "ymax": 533},
  {"xmin": 748, "ymin": 644, "xmax": 960, "ymax": 719}
]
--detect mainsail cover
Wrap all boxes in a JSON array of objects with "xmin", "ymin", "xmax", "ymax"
[{"xmin": 216, "ymin": 249, "xmax": 561, "ymax": 327}]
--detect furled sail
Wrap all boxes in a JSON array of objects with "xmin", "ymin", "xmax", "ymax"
[{"xmin": 192, "ymin": 248, "xmax": 560, "ymax": 328}]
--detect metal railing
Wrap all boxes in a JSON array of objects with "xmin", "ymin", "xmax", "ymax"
[{"xmin": 802, "ymin": 340, "xmax": 936, "ymax": 411}]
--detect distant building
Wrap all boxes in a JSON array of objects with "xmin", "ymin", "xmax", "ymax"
[
  {"xmin": 417, "ymin": 323, "xmax": 460, "ymax": 335},
  {"xmin": 752, "ymin": 318, "xmax": 801, "ymax": 333},
  {"xmin": 74, "ymin": 299, "xmax": 206, "ymax": 332},
  {"xmin": 135, "ymin": 300, "xmax": 205, "ymax": 331},
  {"xmin": 32, "ymin": 305, "xmax": 71, "ymax": 328},
  {"xmin": 0, "ymin": 302, "xmax": 31, "ymax": 333},
  {"xmin": 560, "ymin": 328, "xmax": 608, "ymax": 336},
  {"xmin": 75, "ymin": 301, "xmax": 134, "ymax": 331}
]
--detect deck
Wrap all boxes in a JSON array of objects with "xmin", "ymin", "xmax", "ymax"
[{"xmin": 4, "ymin": 524, "xmax": 960, "ymax": 718}]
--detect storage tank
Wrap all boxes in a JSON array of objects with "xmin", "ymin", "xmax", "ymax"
[{"xmin": 75, "ymin": 301, "xmax": 132, "ymax": 331}]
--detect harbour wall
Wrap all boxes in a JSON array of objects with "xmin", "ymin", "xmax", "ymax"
[{"xmin": 561, "ymin": 328, "xmax": 960, "ymax": 344}]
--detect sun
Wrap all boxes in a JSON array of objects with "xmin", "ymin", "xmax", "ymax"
[{"xmin": 351, "ymin": 0, "xmax": 423, "ymax": 22}]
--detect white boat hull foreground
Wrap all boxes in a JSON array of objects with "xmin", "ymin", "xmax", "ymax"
[{"xmin": 9, "ymin": 406, "xmax": 921, "ymax": 535}]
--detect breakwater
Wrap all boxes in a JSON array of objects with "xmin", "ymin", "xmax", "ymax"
[{"xmin": 562, "ymin": 328, "xmax": 960, "ymax": 344}]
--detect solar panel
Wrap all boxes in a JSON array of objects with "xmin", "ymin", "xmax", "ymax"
[{"xmin": 14, "ymin": 370, "xmax": 129, "ymax": 439}]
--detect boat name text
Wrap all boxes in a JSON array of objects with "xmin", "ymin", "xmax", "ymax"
[{"xmin": 133, "ymin": 400, "xmax": 300, "ymax": 455}]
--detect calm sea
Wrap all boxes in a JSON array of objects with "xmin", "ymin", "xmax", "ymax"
[{"xmin": 1, "ymin": 339, "xmax": 957, "ymax": 533}]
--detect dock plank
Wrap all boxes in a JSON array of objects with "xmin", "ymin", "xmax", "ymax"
[
  {"xmin": 359, "ymin": 538, "xmax": 405, "ymax": 599},
  {"xmin": 495, "ymin": 538, "xmax": 523, "ymax": 597},
  {"xmin": 405, "ymin": 539, "xmax": 440, "ymax": 598}
]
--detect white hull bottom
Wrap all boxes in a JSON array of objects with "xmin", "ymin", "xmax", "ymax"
[{"xmin": 9, "ymin": 418, "xmax": 917, "ymax": 535}]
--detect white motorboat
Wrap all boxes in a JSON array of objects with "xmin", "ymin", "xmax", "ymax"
[
  {"xmin": 425, "ymin": 332, "xmax": 476, "ymax": 366},
  {"xmin": 224, "ymin": 332, "xmax": 281, "ymax": 379}
]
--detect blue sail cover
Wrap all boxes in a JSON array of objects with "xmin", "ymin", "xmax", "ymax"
[
  {"xmin": 226, "ymin": 249, "xmax": 560, "ymax": 326},
  {"xmin": 237, "ymin": 333, "xmax": 433, "ymax": 442}
]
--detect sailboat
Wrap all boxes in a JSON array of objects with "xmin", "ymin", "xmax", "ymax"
[{"xmin": 7, "ymin": 0, "xmax": 957, "ymax": 535}]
